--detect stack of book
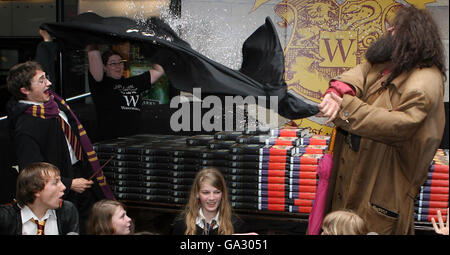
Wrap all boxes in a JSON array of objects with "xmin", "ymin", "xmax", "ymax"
[
  {"xmin": 414, "ymin": 149, "xmax": 449, "ymax": 223},
  {"xmin": 94, "ymin": 129, "xmax": 330, "ymax": 215},
  {"xmin": 95, "ymin": 134, "xmax": 208, "ymax": 204},
  {"xmin": 222, "ymin": 128, "xmax": 328, "ymax": 213}
]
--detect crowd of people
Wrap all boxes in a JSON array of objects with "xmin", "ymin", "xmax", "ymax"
[
  {"xmin": 1, "ymin": 162, "xmax": 448, "ymax": 235},
  {"xmin": 0, "ymin": 6, "xmax": 448, "ymax": 235}
]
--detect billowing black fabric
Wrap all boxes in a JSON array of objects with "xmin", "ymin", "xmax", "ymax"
[{"xmin": 41, "ymin": 12, "xmax": 319, "ymax": 119}]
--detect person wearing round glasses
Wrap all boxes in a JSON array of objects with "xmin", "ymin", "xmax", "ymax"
[{"xmin": 86, "ymin": 44, "xmax": 165, "ymax": 141}]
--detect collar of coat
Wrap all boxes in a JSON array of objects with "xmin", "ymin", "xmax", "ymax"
[{"xmin": 373, "ymin": 62, "xmax": 414, "ymax": 94}]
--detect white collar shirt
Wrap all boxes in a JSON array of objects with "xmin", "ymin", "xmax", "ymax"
[
  {"xmin": 21, "ymin": 205, "xmax": 59, "ymax": 235},
  {"xmin": 196, "ymin": 208, "xmax": 220, "ymax": 230}
]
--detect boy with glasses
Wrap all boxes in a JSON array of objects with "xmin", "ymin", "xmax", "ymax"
[{"xmin": 6, "ymin": 61, "xmax": 111, "ymax": 234}]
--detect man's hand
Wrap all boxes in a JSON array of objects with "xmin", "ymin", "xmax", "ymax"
[
  {"xmin": 317, "ymin": 92, "xmax": 343, "ymax": 124},
  {"xmin": 70, "ymin": 178, "xmax": 93, "ymax": 193},
  {"xmin": 39, "ymin": 29, "xmax": 52, "ymax": 42},
  {"xmin": 431, "ymin": 208, "xmax": 449, "ymax": 235},
  {"xmin": 150, "ymin": 63, "xmax": 165, "ymax": 84}
]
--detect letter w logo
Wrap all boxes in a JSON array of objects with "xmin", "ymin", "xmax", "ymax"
[
  {"xmin": 319, "ymin": 31, "xmax": 357, "ymax": 67},
  {"xmin": 123, "ymin": 95, "xmax": 139, "ymax": 107}
]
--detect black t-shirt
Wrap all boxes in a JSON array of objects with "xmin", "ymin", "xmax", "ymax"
[{"xmin": 88, "ymin": 71, "xmax": 151, "ymax": 141}]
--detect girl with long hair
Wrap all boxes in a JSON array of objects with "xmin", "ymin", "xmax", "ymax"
[
  {"xmin": 171, "ymin": 168, "xmax": 244, "ymax": 235},
  {"xmin": 87, "ymin": 199, "xmax": 133, "ymax": 235}
]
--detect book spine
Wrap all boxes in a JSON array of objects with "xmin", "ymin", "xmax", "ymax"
[
  {"xmin": 419, "ymin": 186, "xmax": 449, "ymax": 194},
  {"xmin": 415, "ymin": 207, "xmax": 448, "ymax": 215},
  {"xmin": 430, "ymin": 164, "xmax": 449, "ymax": 174},
  {"xmin": 290, "ymin": 164, "xmax": 318, "ymax": 172},
  {"xmin": 414, "ymin": 200, "xmax": 449, "ymax": 208},
  {"xmin": 259, "ymin": 184, "xmax": 317, "ymax": 193},
  {"xmin": 428, "ymin": 172, "xmax": 449, "ymax": 180},
  {"xmin": 294, "ymin": 156, "xmax": 319, "ymax": 165},
  {"xmin": 415, "ymin": 213, "xmax": 447, "ymax": 222},
  {"xmin": 418, "ymin": 192, "xmax": 448, "ymax": 202},
  {"xmin": 422, "ymin": 179, "xmax": 448, "ymax": 187}
]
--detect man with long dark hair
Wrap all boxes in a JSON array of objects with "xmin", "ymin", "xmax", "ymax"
[{"xmin": 318, "ymin": 6, "xmax": 446, "ymax": 234}]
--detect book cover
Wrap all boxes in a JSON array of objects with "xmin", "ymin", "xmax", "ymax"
[
  {"xmin": 265, "ymin": 137, "xmax": 299, "ymax": 146},
  {"xmin": 115, "ymin": 180, "xmax": 171, "ymax": 189},
  {"xmin": 214, "ymin": 131, "xmax": 244, "ymax": 141},
  {"xmin": 201, "ymin": 149, "xmax": 230, "ymax": 159},
  {"xmin": 297, "ymin": 145, "xmax": 327, "ymax": 154},
  {"xmin": 236, "ymin": 135, "xmax": 270, "ymax": 144},
  {"xmin": 172, "ymin": 146, "xmax": 207, "ymax": 157},
  {"xmin": 270, "ymin": 128, "xmax": 308, "ymax": 137},
  {"xmin": 243, "ymin": 127, "xmax": 271, "ymax": 135},
  {"xmin": 208, "ymin": 140, "xmax": 237, "ymax": 150},
  {"xmin": 170, "ymin": 184, "xmax": 192, "ymax": 191},
  {"xmin": 113, "ymin": 186, "xmax": 171, "ymax": 196},
  {"xmin": 186, "ymin": 135, "xmax": 215, "ymax": 146}
]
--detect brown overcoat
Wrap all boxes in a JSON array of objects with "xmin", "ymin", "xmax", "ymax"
[{"xmin": 324, "ymin": 62, "xmax": 445, "ymax": 235}]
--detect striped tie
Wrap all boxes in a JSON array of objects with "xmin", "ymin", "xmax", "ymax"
[
  {"xmin": 33, "ymin": 219, "xmax": 47, "ymax": 235},
  {"xmin": 202, "ymin": 219, "xmax": 217, "ymax": 235},
  {"xmin": 56, "ymin": 116, "xmax": 83, "ymax": 160}
]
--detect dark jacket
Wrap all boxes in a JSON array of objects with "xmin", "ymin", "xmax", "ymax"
[
  {"xmin": 6, "ymin": 98, "xmax": 105, "ymax": 234},
  {"xmin": 7, "ymin": 99, "xmax": 76, "ymax": 190},
  {"xmin": 0, "ymin": 200, "xmax": 79, "ymax": 235},
  {"xmin": 6, "ymin": 99, "xmax": 105, "ymax": 199}
]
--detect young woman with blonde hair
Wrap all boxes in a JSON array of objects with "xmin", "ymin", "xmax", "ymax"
[{"xmin": 171, "ymin": 168, "xmax": 245, "ymax": 235}]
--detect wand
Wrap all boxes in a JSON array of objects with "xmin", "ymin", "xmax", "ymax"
[{"xmin": 89, "ymin": 154, "xmax": 115, "ymax": 180}]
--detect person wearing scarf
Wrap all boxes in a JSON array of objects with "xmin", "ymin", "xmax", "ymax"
[{"xmin": 6, "ymin": 61, "xmax": 114, "ymax": 234}]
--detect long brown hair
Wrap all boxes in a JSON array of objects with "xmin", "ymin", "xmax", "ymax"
[
  {"xmin": 182, "ymin": 168, "xmax": 234, "ymax": 235},
  {"xmin": 385, "ymin": 6, "xmax": 446, "ymax": 86},
  {"xmin": 87, "ymin": 199, "xmax": 131, "ymax": 235}
]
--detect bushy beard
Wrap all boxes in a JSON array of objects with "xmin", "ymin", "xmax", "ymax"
[{"xmin": 365, "ymin": 34, "xmax": 395, "ymax": 64}]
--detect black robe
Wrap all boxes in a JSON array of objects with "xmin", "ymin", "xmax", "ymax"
[
  {"xmin": 40, "ymin": 12, "xmax": 319, "ymax": 120},
  {"xmin": 6, "ymin": 98, "xmax": 105, "ymax": 233}
]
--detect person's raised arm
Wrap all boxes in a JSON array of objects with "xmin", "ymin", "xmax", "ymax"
[
  {"xmin": 86, "ymin": 44, "xmax": 104, "ymax": 82},
  {"xmin": 150, "ymin": 63, "xmax": 164, "ymax": 84},
  {"xmin": 36, "ymin": 29, "xmax": 58, "ymax": 84}
]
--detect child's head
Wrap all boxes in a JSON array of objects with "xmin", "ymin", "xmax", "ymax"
[
  {"xmin": 87, "ymin": 199, "xmax": 132, "ymax": 235},
  {"xmin": 16, "ymin": 162, "xmax": 65, "ymax": 209},
  {"xmin": 190, "ymin": 168, "xmax": 228, "ymax": 215},
  {"xmin": 183, "ymin": 168, "xmax": 234, "ymax": 235},
  {"xmin": 321, "ymin": 210, "xmax": 368, "ymax": 235}
]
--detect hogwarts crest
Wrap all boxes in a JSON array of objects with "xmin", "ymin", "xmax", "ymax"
[{"xmin": 252, "ymin": 0, "xmax": 435, "ymax": 134}]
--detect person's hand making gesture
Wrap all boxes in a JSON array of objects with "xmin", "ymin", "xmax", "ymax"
[{"xmin": 431, "ymin": 208, "xmax": 449, "ymax": 235}]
